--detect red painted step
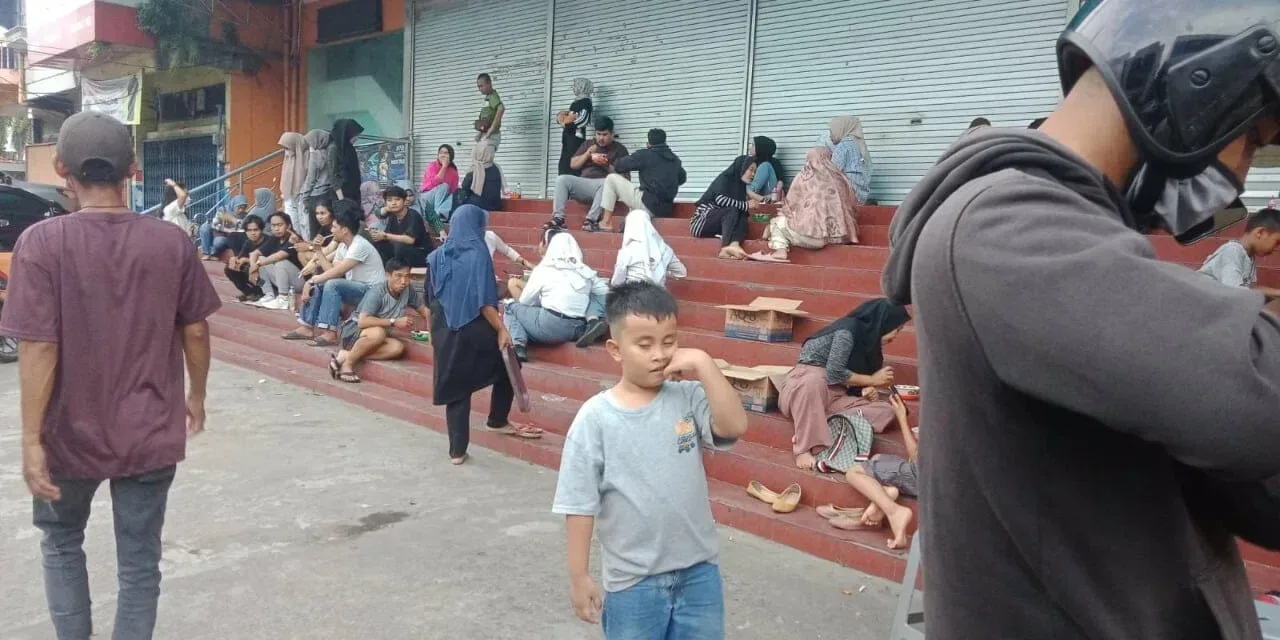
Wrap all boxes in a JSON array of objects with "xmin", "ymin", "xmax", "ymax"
[
  {"xmin": 498, "ymin": 197, "xmax": 899, "ymax": 227},
  {"xmin": 209, "ymin": 288, "xmax": 920, "ymax": 447},
  {"xmin": 209, "ymin": 275, "xmax": 921, "ymax": 386},
  {"xmin": 208, "ymin": 312, "xmax": 912, "ymax": 512}
]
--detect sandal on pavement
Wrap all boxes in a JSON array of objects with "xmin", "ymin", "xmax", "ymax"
[
  {"xmin": 310, "ymin": 336, "xmax": 338, "ymax": 348},
  {"xmin": 490, "ymin": 423, "xmax": 544, "ymax": 439}
]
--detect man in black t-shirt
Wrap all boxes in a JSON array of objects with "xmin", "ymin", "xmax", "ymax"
[
  {"xmin": 250, "ymin": 211, "xmax": 307, "ymax": 310},
  {"xmin": 369, "ymin": 186, "xmax": 431, "ymax": 268}
]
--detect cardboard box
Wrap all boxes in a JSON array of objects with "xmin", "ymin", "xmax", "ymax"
[
  {"xmin": 715, "ymin": 359, "xmax": 794, "ymax": 413},
  {"xmin": 717, "ymin": 297, "xmax": 809, "ymax": 343}
]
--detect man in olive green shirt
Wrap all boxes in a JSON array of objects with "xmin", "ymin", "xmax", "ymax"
[{"xmin": 476, "ymin": 73, "xmax": 504, "ymax": 150}]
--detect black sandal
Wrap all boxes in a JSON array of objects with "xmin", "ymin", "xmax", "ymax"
[
  {"xmin": 328, "ymin": 354, "xmax": 340, "ymax": 380},
  {"xmin": 337, "ymin": 371, "xmax": 361, "ymax": 383},
  {"xmin": 582, "ymin": 220, "xmax": 600, "ymax": 233},
  {"xmin": 542, "ymin": 218, "xmax": 565, "ymax": 231}
]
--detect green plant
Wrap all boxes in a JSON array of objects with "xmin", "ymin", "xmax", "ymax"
[{"xmin": 136, "ymin": 0, "xmax": 209, "ymax": 69}]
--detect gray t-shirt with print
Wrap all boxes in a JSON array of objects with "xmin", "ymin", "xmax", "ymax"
[
  {"xmin": 1198, "ymin": 239, "xmax": 1256, "ymax": 288},
  {"xmin": 552, "ymin": 381, "xmax": 736, "ymax": 592}
]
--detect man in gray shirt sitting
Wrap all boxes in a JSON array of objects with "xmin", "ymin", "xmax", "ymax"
[{"xmin": 330, "ymin": 258, "xmax": 428, "ymax": 383}]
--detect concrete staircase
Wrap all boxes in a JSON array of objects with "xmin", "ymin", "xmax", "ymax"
[{"xmin": 203, "ymin": 197, "xmax": 1280, "ymax": 591}]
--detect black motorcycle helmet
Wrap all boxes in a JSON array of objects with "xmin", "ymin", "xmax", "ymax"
[{"xmin": 1058, "ymin": 0, "xmax": 1280, "ymax": 242}]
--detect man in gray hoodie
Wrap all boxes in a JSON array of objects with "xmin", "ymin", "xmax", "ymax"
[{"xmin": 882, "ymin": 2, "xmax": 1280, "ymax": 638}]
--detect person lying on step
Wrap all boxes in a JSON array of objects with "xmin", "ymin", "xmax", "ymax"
[
  {"xmin": 330, "ymin": 258, "xmax": 428, "ymax": 384},
  {"xmin": 841, "ymin": 392, "xmax": 917, "ymax": 550}
]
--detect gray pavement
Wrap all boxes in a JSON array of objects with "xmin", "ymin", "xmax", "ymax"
[{"xmin": 0, "ymin": 360, "xmax": 899, "ymax": 639}]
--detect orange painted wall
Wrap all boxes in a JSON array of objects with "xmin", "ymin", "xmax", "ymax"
[{"xmin": 216, "ymin": 0, "xmax": 289, "ymax": 197}]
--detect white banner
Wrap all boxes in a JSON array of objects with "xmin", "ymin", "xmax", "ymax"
[{"xmin": 81, "ymin": 74, "xmax": 142, "ymax": 125}]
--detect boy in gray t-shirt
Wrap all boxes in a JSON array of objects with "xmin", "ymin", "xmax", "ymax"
[
  {"xmin": 552, "ymin": 281, "xmax": 749, "ymax": 639},
  {"xmin": 1199, "ymin": 207, "xmax": 1280, "ymax": 297}
]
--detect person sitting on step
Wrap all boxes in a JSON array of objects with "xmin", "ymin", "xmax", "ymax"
[
  {"xmin": 746, "ymin": 136, "xmax": 782, "ymax": 205},
  {"xmin": 283, "ymin": 200, "xmax": 386, "ymax": 347},
  {"xmin": 818, "ymin": 115, "xmax": 872, "ymax": 204},
  {"xmin": 504, "ymin": 231, "xmax": 605, "ymax": 362},
  {"xmin": 249, "ymin": 212, "xmax": 306, "ymax": 310},
  {"xmin": 577, "ymin": 210, "xmax": 688, "ymax": 348},
  {"xmin": 223, "ymin": 215, "xmax": 269, "ymax": 302},
  {"xmin": 198, "ymin": 193, "xmax": 250, "ymax": 261},
  {"xmin": 595, "ymin": 128, "xmax": 687, "ymax": 228},
  {"xmin": 1199, "ymin": 207, "xmax": 1280, "ymax": 309},
  {"xmin": 507, "ymin": 226, "xmax": 563, "ymax": 300},
  {"xmin": 749, "ymin": 146, "xmax": 859, "ymax": 263},
  {"xmin": 778, "ymin": 299, "xmax": 909, "ymax": 470},
  {"xmin": 690, "ymin": 155, "xmax": 758, "ymax": 260},
  {"xmin": 456, "ymin": 140, "xmax": 504, "ymax": 212},
  {"xmin": 296, "ymin": 197, "xmax": 338, "ymax": 272},
  {"xmin": 370, "ymin": 186, "xmax": 433, "ymax": 268},
  {"xmin": 545, "ymin": 116, "xmax": 630, "ymax": 232},
  {"xmin": 418, "ymin": 143, "xmax": 459, "ymax": 226},
  {"xmin": 329, "ymin": 258, "xmax": 428, "ymax": 383},
  {"xmin": 840, "ymin": 392, "xmax": 917, "ymax": 550}
]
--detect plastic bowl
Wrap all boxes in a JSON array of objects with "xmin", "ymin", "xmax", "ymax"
[{"xmin": 895, "ymin": 384, "xmax": 920, "ymax": 400}]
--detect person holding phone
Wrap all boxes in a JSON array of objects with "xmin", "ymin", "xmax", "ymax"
[{"xmin": 282, "ymin": 200, "xmax": 384, "ymax": 347}]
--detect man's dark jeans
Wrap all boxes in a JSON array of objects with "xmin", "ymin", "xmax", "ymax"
[{"xmin": 33, "ymin": 465, "xmax": 177, "ymax": 640}]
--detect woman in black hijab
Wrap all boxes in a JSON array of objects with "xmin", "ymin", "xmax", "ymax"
[
  {"xmin": 329, "ymin": 118, "xmax": 365, "ymax": 202},
  {"xmin": 747, "ymin": 135, "xmax": 783, "ymax": 203},
  {"xmin": 779, "ymin": 299, "xmax": 910, "ymax": 469},
  {"xmin": 689, "ymin": 155, "xmax": 757, "ymax": 260}
]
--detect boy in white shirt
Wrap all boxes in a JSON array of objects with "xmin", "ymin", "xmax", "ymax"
[{"xmin": 553, "ymin": 281, "xmax": 748, "ymax": 638}]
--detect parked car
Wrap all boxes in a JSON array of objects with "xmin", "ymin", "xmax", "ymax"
[
  {"xmin": 0, "ymin": 251, "xmax": 15, "ymax": 363},
  {"xmin": 0, "ymin": 181, "xmax": 73, "ymax": 251}
]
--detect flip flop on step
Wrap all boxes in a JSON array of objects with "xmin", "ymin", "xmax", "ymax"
[
  {"xmin": 816, "ymin": 504, "xmax": 866, "ymax": 520},
  {"xmin": 328, "ymin": 354, "xmax": 340, "ymax": 380},
  {"xmin": 491, "ymin": 423, "xmax": 544, "ymax": 439},
  {"xmin": 337, "ymin": 371, "xmax": 361, "ymax": 384},
  {"xmin": 282, "ymin": 330, "xmax": 312, "ymax": 341}
]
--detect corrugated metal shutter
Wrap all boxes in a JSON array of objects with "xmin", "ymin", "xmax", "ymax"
[
  {"xmin": 748, "ymin": 0, "xmax": 1068, "ymax": 204},
  {"xmin": 410, "ymin": 0, "xmax": 551, "ymax": 195},
  {"xmin": 545, "ymin": 0, "xmax": 751, "ymax": 200}
]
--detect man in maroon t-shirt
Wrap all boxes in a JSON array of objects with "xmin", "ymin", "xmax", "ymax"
[{"xmin": 0, "ymin": 111, "xmax": 221, "ymax": 639}]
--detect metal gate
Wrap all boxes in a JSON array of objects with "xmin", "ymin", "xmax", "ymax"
[{"xmin": 142, "ymin": 135, "xmax": 220, "ymax": 220}]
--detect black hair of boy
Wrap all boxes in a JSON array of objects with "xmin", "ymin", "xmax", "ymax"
[
  {"xmin": 477, "ymin": 72, "xmax": 492, "ymax": 82},
  {"xmin": 1028, "ymin": 117, "xmax": 1047, "ymax": 130},
  {"xmin": 242, "ymin": 214, "xmax": 265, "ymax": 231},
  {"xmin": 331, "ymin": 200, "xmax": 363, "ymax": 234},
  {"xmin": 647, "ymin": 128, "xmax": 667, "ymax": 146},
  {"xmin": 595, "ymin": 116, "xmax": 615, "ymax": 132},
  {"xmin": 968, "ymin": 117, "xmax": 991, "ymax": 128},
  {"xmin": 1246, "ymin": 207, "xmax": 1280, "ymax": 233},
  {"xmin": 384, "ymin": 257, "xmax": 409, "ymax": 273},
  {"xmin": 605, "ymin": 281, "xmax": 678, "ymax": 332},
  {"xmin": 269, "ymin": 211, "xmax": 293, "ymax": 228},
  {"xmin": 383, "ymin": 185, "xmax": 408, "ymax": 200}
]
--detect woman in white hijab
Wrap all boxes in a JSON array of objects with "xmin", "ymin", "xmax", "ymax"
[
  {"xmin": 612, "ymin": 210, "xmax": 687, "ymax": 287},
  {"xmin": 503, "ymin": 230, "xmax": 608, "ymax": 362},
  {"xmin": 816, "ymin": 115, "xmax": 873, "ymax": 204}
]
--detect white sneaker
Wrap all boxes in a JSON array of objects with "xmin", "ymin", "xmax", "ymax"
[
  {"xmin": 259, "ymin": 297, "xmax": 292, "ymax": 310},
  {"xmin": 252, "ymin": 295, "xmax": 277, "ymax": 308}
]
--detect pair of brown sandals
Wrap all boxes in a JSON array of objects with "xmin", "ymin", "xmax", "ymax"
[{"xmin": 746, "ymin": 481, "xmax": 801, "ymax": 513}]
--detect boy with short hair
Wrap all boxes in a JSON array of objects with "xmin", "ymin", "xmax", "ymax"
[
  {"xmin": 552, "ymin": 281, "xmax": 749, "ymax": 638},
  {"xmin": 331, "ymin": 258, "xmax": 428, "ymax": 382},
  {"xmin": 1199, "ymin": 207, "xmax": 1280, "ymax": 298}
]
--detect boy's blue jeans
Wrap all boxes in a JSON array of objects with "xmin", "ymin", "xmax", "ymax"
[
  {"xmin": 198, "ymin": 222, "xmax": 229, "ymax": 257},
  {"xmin": 298, "ymin": 279, "xmax": 369, "ymax": 331},
  {"xmin": 602, "ymin": 561, "xmax": 724, "ymax": 640}
]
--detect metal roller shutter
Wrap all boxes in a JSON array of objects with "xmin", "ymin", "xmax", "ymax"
[
  {"xmin": 748, "ymin": 0, "xmax": 1069, "ymax": 204},
  {"xmin": 545, "ymin": 0, "xmax": 751, "ymax": 200},
  {"xmin": 410, "ymin": 0, "xmax": 551, "ymax": 196}
]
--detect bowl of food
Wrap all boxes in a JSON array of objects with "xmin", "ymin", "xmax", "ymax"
[{"xmin": 894, "ymin": 385, "xmax": 920, "ymax": 400}]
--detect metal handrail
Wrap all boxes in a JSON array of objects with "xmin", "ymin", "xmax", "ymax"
[
  {"xmin": 140, "ymin": 148, "xmax": 285, "ymax": 217},
  {"xmin": 186, "ymin": 158, "xmax": 287, "ymax": 225}
]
